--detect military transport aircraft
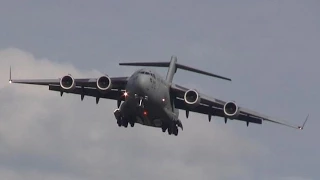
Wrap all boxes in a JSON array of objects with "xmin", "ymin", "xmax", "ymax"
[{"xmin": 9, "ymin": 56, "xmax": 308, "ymax": 136}]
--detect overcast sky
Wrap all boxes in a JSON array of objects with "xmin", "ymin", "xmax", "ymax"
[{"xmin": 0, "ymin": 0, "xmax": 319, "ymax": 180}]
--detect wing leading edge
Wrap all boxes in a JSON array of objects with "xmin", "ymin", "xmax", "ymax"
[
  {"xmin": 9, "ymin": 67, "xmax": 128, "ymax": 103},
  {"xmin": 171, "ymin": 84, "xmax": 308, "ymax": 130}
]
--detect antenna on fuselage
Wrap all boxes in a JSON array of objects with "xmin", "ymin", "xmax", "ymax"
[{"xmin": 119, "ymin": 56, "xmax": 232, "ymax": 83}]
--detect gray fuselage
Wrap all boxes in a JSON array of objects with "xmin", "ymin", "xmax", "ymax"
[{"xmin": 119, "ymin": 68, "xmax": 179, "ymax": 128}]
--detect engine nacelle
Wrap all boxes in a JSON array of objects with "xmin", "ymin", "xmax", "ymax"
[
  {"xmin": 60, "ymin": 75, "xmax": 76, "ymax": 91},
  {"xmin": 96, "ymin": 75, "xmax": 112, "ymax": 92},
  {"xmin": 223, "ymin": 101, "xmax": 240, "ymax": 119},
  {"xmin": 184, "ymin": 89, "xmax": 201, "ymax": 108}
]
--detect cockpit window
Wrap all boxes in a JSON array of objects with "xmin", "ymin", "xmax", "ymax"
[
  {"xmin": 139, "ymin": 71, "xmax": 155, "ymax": 78},
  {"xmin": 139, "ymin": 71, "xmax": 147, "ymax": 74}
]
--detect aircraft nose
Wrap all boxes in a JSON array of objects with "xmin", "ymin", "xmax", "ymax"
[{"xmin": 136, "ymin": 75, "xmax": 150, "ymax": 93}]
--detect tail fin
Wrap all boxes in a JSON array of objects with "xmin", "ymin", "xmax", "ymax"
[{"xmin": 119, "ymin": 56, "xmax": 231, "ymax": 83}]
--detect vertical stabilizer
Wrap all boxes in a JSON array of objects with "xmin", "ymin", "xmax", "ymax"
[{"xmin": 165, "ymin": 56, "xmax": 177, "ymax": 83}]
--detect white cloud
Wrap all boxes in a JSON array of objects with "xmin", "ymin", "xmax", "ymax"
[{"xmin": 0, "ymin": 48, "xmax": 269, "ymax": 180}]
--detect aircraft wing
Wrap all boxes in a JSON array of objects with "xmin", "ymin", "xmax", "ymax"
[
  {"xmin": 9, "ymin": 70, "xmax": 129, "ymax": 103},
  {"xmin": 171, "ymin": 84, "xmax": 308, "ymax": 130}
]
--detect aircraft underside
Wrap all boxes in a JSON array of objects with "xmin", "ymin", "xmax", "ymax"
[{"xmin": 113, "ymin": 95, "xmax": 181, "ymax": 136}]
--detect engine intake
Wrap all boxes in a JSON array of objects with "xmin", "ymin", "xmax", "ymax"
[
  {"xmin": 96, "ymin": 75, "xmax": 112, "ymax": 92},
  {"xmin": 60, "ymin": 75, "xmax": 75, "ymax": 90},
  {"xmin": 184, "ymin": 89, "xmax": 201, "ymax": 108},
  {"xmin": 223, "ymin": 101, "xmax": 240, "ymax": 119}
]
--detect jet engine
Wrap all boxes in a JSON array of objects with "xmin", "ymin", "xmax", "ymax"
[
  {"xmin": 184, "ymin": 89, "xmax": 201, "ymax": 108},
  {"xmin": 96, "ymin": 75, "xmax": 112, "ymax": 92},
  {"xmin": 223, "ymin": 101, "xmax": 240, "ymax": 119},
  {"xmin": 60, "ymin": 75, "xmax": 76, "ymax": 91}
]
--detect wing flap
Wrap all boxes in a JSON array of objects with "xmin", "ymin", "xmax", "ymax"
[
  {"xmin": 171, "ymin": 84, "xmax": 306, "ymax": 129},
  {"xmin": 10, "ymin": 77, "xmax": 128, "ymax": 90},
  {"xmin": 9, "ymin": 69, "xmax": 129, "ymax": 102},
  {"xmin": 72, "ymin": 77, "xmax": 128, "ymax": 90},
  {"xmin": 171, "ymin": 84, "xmax": 226, "ymax": 108},
  {"xmin": 49, "ymin": 85, "xmax": 125, "ymax": 101},
  {"xmin": 174, "ymin": 98, "xmax": 262, "ymax": 124},
  {"xmin": 10, "ymin": 79, "xmax": 60, "ymax": 86}
]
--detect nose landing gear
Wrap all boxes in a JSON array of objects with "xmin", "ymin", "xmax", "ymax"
[{"xmin": 135, "ymin": 94, "xmax": 148, "ymax": 108}]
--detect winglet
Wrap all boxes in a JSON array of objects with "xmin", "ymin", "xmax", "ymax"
[
  {"xmin": 298, "ymin": 114, "xmax": 309, "ymax": 130},
  {"xmin": 9, "ymin": 66, "xmax": 12, "ymax": 83}
]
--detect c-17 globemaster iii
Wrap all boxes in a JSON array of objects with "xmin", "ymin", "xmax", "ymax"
[{"xmin": 9, "ymin": 56, "xmax": 308, "ymax": 136}]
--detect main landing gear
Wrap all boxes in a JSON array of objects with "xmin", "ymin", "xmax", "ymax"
[
  {"xmin": 114, "ymin": 109, "xmax": 135, "ymax": 128},
  {"xmin": 162, "ymin": 120, "xmax": 183, "ymax": 136}
]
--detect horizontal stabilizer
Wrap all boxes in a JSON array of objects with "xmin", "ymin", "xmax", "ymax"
[
  {"xmin": 176, "ymin": 63, "xmax": 231, "ymax": 81},
  {"xmin": 119, "ymin": 60, "xmax": 231, "ymax": 82},
  {"xmin": 119, "ymin": 62, "xmax": 170, "ymax": 67}
]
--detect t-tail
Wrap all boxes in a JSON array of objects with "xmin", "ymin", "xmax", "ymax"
[{"xmin": 119, "ymin": 56, "xmax": 232, "ymax": 83}]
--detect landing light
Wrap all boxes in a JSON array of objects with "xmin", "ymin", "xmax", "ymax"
[
  {"xmin": 124, "ymin": 92, "xmax": 128, "ymax": 97},
  {"xmin": 162, "ymin": 98, "xmax": 165, "ymax": 102}
]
